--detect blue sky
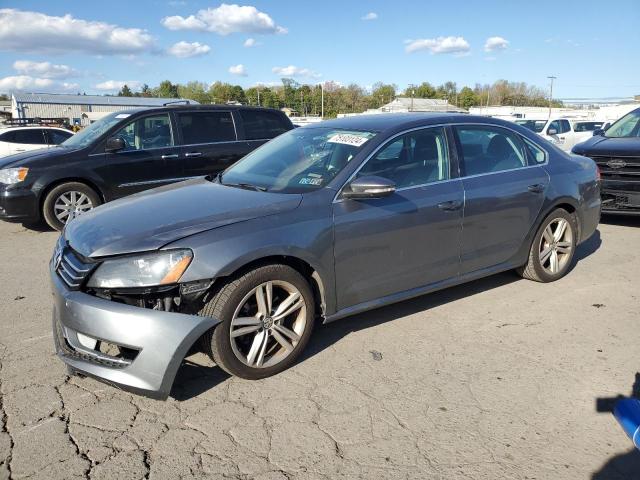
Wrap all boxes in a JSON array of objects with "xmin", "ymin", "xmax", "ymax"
[{"xmin": 0, "ymin": 1, "xmax": 638, "ymax": 98}]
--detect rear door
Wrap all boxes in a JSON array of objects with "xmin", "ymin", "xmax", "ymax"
[
  {"xmin": 175, "ymin": 110, "xmax": 245, "ymax": 178},
  {"xmin": 454, "ymin": 125, "xmax": 549, "ymax": 274},
  {"xmin": 101, "ymin": 112, "xmax": 181, "ymax": 198},
  {"xmin": 546, "ymin": 119, "xmax": 572, "ymax": 151}
]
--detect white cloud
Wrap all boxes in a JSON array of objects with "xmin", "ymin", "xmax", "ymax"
[
  {"xmin": 484, "ymin": 36, "xmax": 509, "ymax": 52},
  {"xmin": 0, "ymin": 9, "xmax": 155, "ymax": 55},
  {"xmin": 229, "ymin": 64, "xmax": 248, "ymax": 76},
  {"xmin": 272, "ymin": 65, "xmax": 321, "ymax": 78},
  {"xmin": 361, "ymin": 12, "xmax": 378, "ymax": 21},
  {"xmin": 12, "ymin": 60, "xmax": 77, "ymax": 79},
  {"xmin": 405, "ymin": 36, "xmax": 470, "ymax": 54},
  {"xmin": 162, "ymin": 3, "xmax": 286, "ymax": 35},
  {"xmin": 95, "ymin": 80, "xmax": 143, "ymax": 91},
  {"xmin": 0, "ymin": 75, "xmax": 79, "ymax": 93},
  {"xmin": 167, "ymin": 41, "xmax": 211, "ymax": 58},
  {"xmin": 244, "ymin": 38, "xmax": 259, "ymax": 47}
]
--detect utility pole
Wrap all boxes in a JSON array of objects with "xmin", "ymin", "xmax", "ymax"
[
  {"xmin": 318, "ymin": 82, "xmax": 324, "ymax": 119},
  {"xmin": 410, "ymin": 85, "xmax": 415, "ymax": 112},
  {"xmin": 257, "ymin": 88, "xmax": 260, "ymax": 106},
  {"xmin": 547, "ymin": 76, "xmax": 556, "ymax": 119}
]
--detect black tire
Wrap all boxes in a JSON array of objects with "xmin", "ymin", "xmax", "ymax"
[
  {"xmin": 201, "ymin": 264, "xmax": 315, "ymax": 379},
  {"xmin": 42, "ymin": 182, "xmax": 101, "ymax": 231},
  {"xmin": 517, "ymin": 208, "xmax": 578, "ymax": 282}
]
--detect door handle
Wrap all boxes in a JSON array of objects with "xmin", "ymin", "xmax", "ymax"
[
  {"xmin": 185, "ymin": 152, "xmax": 202, "ymax": 158},
  {"xmin": 161, "ymin": 154, "xmax": 178, "ymax": 159},
  {"xmin": 437, "ymin": 200, "xmax": 462, "ymax": 211},
  {"xmin": 528, "ymin": 183, "xmax": 545, "ymax": 193}
]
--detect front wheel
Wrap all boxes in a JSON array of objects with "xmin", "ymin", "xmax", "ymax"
[
  {"xmin": 518, "ymin": 208, "xmax": 578, "ymax": 282},
  {"xmin": 42, "ymin": 182, "xmax": 101, "ymax": 231},
  {"xmin": 201, "ymin": 264, "xmax": 315, "ymax": 379}
]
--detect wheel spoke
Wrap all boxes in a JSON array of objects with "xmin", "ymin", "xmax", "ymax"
[
  {"xmin": 246, "ymin": 330, "xmax": 267, "ymax": 365},
  {"xmin": 231, "ymin": 325, "xmax": 262, "ymax": 338},
  {"xmin": 256, "ymin": 332, "xmax": 269, "ymax": 367},
  {"xmin": 265, "ymin": 281, "xmax": 273, "ymax": 315},
  {"xmin": 59, "ymin": 194, "xmax": 71, "ymax": 206},
  {"xmin": 273, "ymin": 323, "xmax": 300, "ymax": 342},
  {"xmin": 543, "ymin": 226, "xmax": 554, "ymax": 244},
  {"xmin": 233, "ymin": 317, "xmax": 261, "ymax": 327},
  {"xmin": 550, "ymin": 251, "xmax": 559, "ymax": 273},
  {"xmin": 271, "ymin": 328, "xmax": 294, "ymax": 353},
  {"xmin": 273, "ymin": 292, "xmax": 302, "ymax": 320},
  {"xmin": 554, "ymin": 219, "xmax": 568, "ymax": 241},
  {"xmin": 540, "ymin": 246, "xmax": 553, "ymax": 264},
  {"xmin": 70, "ymin": 191, "xmax": 77, "ymax": 204},
  {"xmin": 256, "ymin": 284, "xmax": 269, "ymax": 317}
]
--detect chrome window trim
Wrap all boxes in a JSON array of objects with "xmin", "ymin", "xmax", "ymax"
[{"xmin": 332, "ymin": 121, "xmax": 549, "ymax": 204}]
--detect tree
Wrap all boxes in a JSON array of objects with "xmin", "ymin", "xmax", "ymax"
[
  {"xmin": 177, "ymin": 81, "xmax": 210, "ymax": 104},
  {"xmin": 458, "ymin": 87, "xmax": 479, "ymax": 109},
  {"xmin": 118, "ymin": 84, "xmax": 133, "ymax": 97},
  {"xmin": 405, "ymin": 82, "xmax": 436, "ymax": 99},
  {"xmin": 156, "ymin": 80, "xmax": 179, "ymax": 98},
  {"xmin": 370, "ymin": 82, "xmax": 396, "ymax": 108}
]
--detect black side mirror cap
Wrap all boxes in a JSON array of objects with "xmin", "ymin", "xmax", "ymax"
[
  {"xmin": 593, "ymin": 128, "xmax": 605, "ymax": 137},
  {"xmin": 105, "ymin": 137, "xmax": 125, "ymax": 152},
  {"xmin": 342, "ymin": 175, "xmax": 396, "ymax": 200}
]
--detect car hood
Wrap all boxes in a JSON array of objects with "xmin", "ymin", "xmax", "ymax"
[
  {"xmin": 0, "ymin": 146, "xmax": 78, "ymax": 168},
  {"xmin": 65, "ymin": 178, "xmax": 302, "ymax": 258},
  {"xmin": 573, "ymin": 135, "xmax": 640, "ymax": 156}
]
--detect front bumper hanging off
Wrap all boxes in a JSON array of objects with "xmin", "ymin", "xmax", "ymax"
[{"xmin": 50, "ymin": 264, "xmax": 220, "ymax": 399}]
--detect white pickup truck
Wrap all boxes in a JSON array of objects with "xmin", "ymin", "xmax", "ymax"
[{"xmin": 515, "ymin": 118, "xmax": 605, "ymax": 152}]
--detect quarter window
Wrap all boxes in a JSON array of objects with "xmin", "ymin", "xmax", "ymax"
[
  {"xmin": 113, "ymin": 114, "xmax": 173, "ymax": 151},
  {"xmin": 177, "ymin": 111, "xmax": 236, "ymax": 144},
  {"xmin": 357, "ymin": 127, "xmax": 449, "ymax": 189},
  {"xmin": 523, "ymin": 138, "xmax": 546, "ymax": 165},
  {"xmin": 456, "ymin": 126, "xmax": 527, "ymax": 176},
  {"xmin": 46, "ymin": 129, "xmax": 73, "ymax": 145},
  {"xmin": 240, "ymin": 110, "xmax": 290, "ymax": 140}
]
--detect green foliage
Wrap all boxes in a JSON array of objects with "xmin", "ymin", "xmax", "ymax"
[
  {"xmin": 118, "ymin": 84, "xmax": 133, "ymax": 97},
  {"xmin": 155, "ymin": 80, "xmax": 179, "ymax": 99}
]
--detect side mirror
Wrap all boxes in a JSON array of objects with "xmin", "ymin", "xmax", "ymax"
[
  {"xmin": 547, "ymin": 128, "xmax": 558, "ymax": 136},
  {"xmin": 593, "ymin": 128, "xmax": 605, "ymax": 137},
  {"xmin": 342, "ymin": 175, "xmax": 396, "ymax": 199},
  {"xmin": 105, "ymin": 137, "xmax": 125, "ymax": 152}
]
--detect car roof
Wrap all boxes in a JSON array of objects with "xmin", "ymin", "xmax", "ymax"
[
  {"xmin": 113, "ymin": 104, "xmax": 288, "ymax": 116},
  {"xmin": 0, "ymin": 125, "xmax": 69, "ymax": 131},
  {"xmin": 298, "ymin": 112, "xmax": 522, "ymax": 134}
]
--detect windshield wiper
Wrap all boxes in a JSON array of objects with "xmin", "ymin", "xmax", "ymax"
[{"xmin": 224, "ymin": 182, "xmax": 268, "ymax": 192}]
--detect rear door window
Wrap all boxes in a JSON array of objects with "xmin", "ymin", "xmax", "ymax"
[
  {"xmin": 12, "ymin": 129, "xmax": 47, "ymax": 144},
  {"xmin": 177, "ymin": 111, "xmax": 236, "ymax": 144},
  {"xmin": 456, "ymin": 126, "xmax": 527, "ymax": 176},
  {"xmin": 239, "ymin": 110, "xmax": 290, "ymax": 140}
]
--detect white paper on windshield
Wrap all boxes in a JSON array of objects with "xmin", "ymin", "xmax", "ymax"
[
  {"xmin": 115, "ymin": 114, "xmax": 131, "ymax": 119},
  {"xmin": 328, "ymin": 133, "xmax": 370, "ymax": 147}
]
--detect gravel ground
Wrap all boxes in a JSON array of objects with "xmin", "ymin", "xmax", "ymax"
[{"xmin": 0, "ymin": 216, "xmax": 639, "ymax": 480}]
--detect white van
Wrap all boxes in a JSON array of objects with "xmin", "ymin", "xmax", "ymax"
[{"xmin": 515, "ymin": 118, "xmax": 604, "ymax": 152}]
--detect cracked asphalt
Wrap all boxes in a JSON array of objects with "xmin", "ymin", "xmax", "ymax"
[{"xmin": 1, "ymin": 216, "xmax": 639, "ymax": 479}]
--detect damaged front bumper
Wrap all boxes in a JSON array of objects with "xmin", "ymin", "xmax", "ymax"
[{"xmin": 50, "ymin": 263, "xmax": 220, "ymax": 399}]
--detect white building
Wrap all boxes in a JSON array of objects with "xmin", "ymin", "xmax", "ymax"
[
  {"xmin": 11, "ymin": 93, "xmax": 197, "ymax": 126},
  {"xmin": 469, "ymin": 102, "xmax": 639, "ymax": 124}
]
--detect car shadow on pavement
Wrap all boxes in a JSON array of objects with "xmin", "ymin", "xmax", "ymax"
[
  {"xmin": 600, "ymin": 214, "xmax": 640, "ymax": 228},
  {"xmin": 592, "ymin": 373, "xmax": 640, "ymax": 479},
  {"xmin": 169, "ymin": 231, "xmax": 602, "ymax": 401}
]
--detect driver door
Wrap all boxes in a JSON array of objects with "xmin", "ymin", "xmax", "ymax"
[{"xmin": 101, "ymin": 113, "xmax": 183, "ymax": 198}]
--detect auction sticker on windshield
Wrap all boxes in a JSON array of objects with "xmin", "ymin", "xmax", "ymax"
[{"xmin": 328, "ymin": 133, "xmax": 371, "ymax": 147}]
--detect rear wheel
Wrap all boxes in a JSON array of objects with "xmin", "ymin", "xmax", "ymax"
[
  {"xmin": 42, "ymin": 182, "xmax": 101, "ymax": 231},
  {"xmin": 518, "ymin": 208, "xmax": 577, "ymax": 282},
  {"xmin": 201, "ymin": 264, "xmax": 315, "ymax": 379}
]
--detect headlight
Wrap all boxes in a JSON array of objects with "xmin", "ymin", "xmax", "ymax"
[
  {"xmin": 87, "ymin": 250, "xmax": 192, "ymax": 288},
  {"xmin": 0, "ymin": 167, "xmax": 29, "ymax": 185}
]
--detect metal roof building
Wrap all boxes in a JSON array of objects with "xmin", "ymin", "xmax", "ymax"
[
  {"xmin": 380, "ymin": 97, "xmax": 467, "ymax": 113},
  {"xmin": 11, "ymin": 93, "xmax": 197, "ymax": 126}
]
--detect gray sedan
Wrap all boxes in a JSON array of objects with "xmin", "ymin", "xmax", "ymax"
[{"xmin": 51, "ymin": 113, "xmax": 601, "ymax": 398}]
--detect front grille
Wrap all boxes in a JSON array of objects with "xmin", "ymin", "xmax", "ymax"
[
  {"xmin": 591, "ymin": 156, "xmax": 640, "ymax": 180},
  {"xmin": 53, "ymin": 239, "xmax": 96, "ymax": 289}
]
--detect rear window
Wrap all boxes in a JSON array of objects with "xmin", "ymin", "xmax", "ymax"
[
  {"xmin": 12, "ymin": 129, "xmax": 47, "ymax": 145},
  {"xmin": 573, "ymin": 122, "xmax": 603, "ymax": 132},
  {"xmin": 239, "ymin": 110, "xmax": 291, "ymax": 140},
  {"xmin": 177, "ymin": 111, "xmax": 236, "ymax": 144}
]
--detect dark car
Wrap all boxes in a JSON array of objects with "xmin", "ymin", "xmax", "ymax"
[
  {"xmin": 0, "ymin": 105, "xmax": 293, "ymax": 229},
  {"xmin": 572, "ymin": 107, "xmax": 640, "ymax": 215},
  {"xmin": 50, "ymin": 113, "xmax": 600, "ymax": 398}
]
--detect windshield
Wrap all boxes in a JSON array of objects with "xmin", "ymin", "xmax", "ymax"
[
  {"xmin": 60, "ymin": 112, "xmax": 131, "ymax": 148},
  {"xmin": 221, "ymin": 127, "xmax": 377, "ymax": 193},
  {"xmin": 516, "ymin": 120, "xmax": 546, "ymax": 133},
  {"xmin": 605, "ymin": 110, "xmax": 640, "ymax": 138}
]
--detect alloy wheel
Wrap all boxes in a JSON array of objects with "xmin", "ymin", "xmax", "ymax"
[
  {"xmin": 539, "ymin": 217, "xmax": 573, "ymax": 274},
  {"xmin": 229, "ymin": 280, "xmax": 307, "ymax": 368},
  {"xmin": 54, "ymin": 191, "xmax": 94, "ymax": 223}
]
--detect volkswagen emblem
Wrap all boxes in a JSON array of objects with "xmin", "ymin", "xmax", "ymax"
[{"xmin": 607, "ymin": 159, "xmax": 627, "ymax": 169}]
